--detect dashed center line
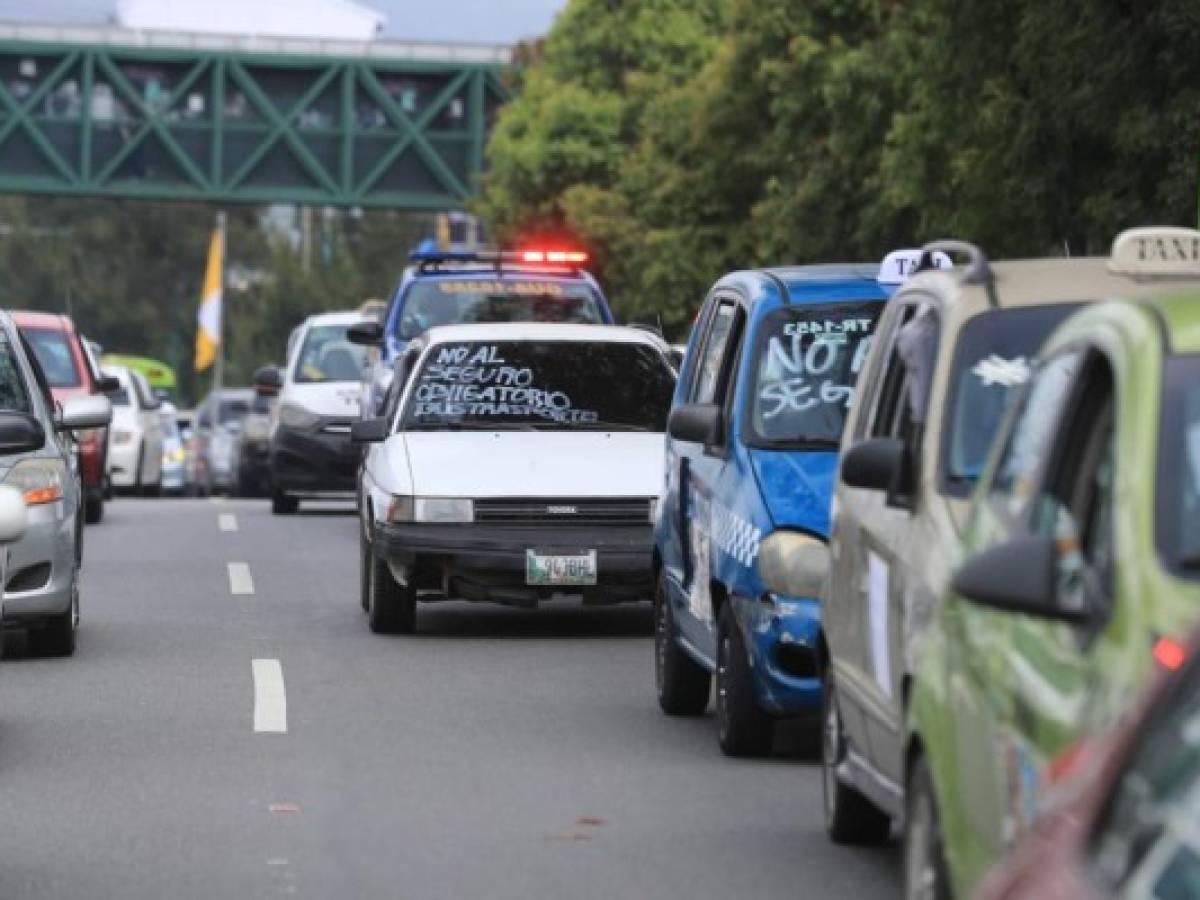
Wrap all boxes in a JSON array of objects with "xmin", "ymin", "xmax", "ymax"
[
  {"xmin": 218, "ymin": 513, "xmax": 238, "ymax": 532},
  {"xmin": 252, "ymin": 659, "xmax": 287, "ymax": 734},
  {"xmin": 228, "ymin": 562, "xmax": 255, "ymax": 595}
]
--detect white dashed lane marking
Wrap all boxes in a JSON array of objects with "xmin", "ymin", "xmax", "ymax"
[
  {"xmin": 228, "ymin": 562, "xmax": 255, "ymax": 595},
  {"xmin": 218, "ymin": 513, "xmax": 238, "ymax": 532},
  {"xmin": 252, "ymin": 659, "xmax": 287, "ymax": 734}
]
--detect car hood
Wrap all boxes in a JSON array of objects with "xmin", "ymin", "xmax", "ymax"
[
  {"xmin": 283, "ymin": 382, "xmax": 361, "ymax": 419},
  {"xmin": 747, "ymin": 448, "xmax": 837, "ymax": 536},
  {"xmin": 400, "ymin": 431, "xmax": 665, "ymax": 498}
]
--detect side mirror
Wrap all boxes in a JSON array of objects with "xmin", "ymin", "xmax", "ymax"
[
  {"xmin": 667, "ymin": 403, "xmax": 722, "ymax": 445},
  {"xmin": 58, "ymin": 395, "xmax": 113, "ymax": 431},
  {"xmin": 757, "ymin": 531, "xmax": 830, "ymax": 600},
  {"xmin": 0, "ymin": 485, "xmax": 27, "ymax": 544},
  {"xmin": 951, "ymin": 535, "xmax": 1086, "ymax": 622},
  {"xmin": 253, "ymin": 365, "xmax": 284, "ymax": 396},
  {"xmin": 96, "ymin": 375, "xmax": 121, "ymax": 394},
  {"xmin": 351, "ymin": 418, "xmax": 389, "ymax": 443},
  {"xmin": 841, "ymin": 437, "xmax": 907, "ymax": 491},
  {"xmin": 347, "ymin": 321, "xmax": 384, "ymax": 347},
  {"xmin": 0, "ymin": 413, "xmax": 44, "ymax": 454}
]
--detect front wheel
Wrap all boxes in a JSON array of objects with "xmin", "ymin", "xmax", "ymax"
[
  {"xmin": 822, "ymin": 674, "xmax": 892, "ymax": 844},
  {"xmin": 272, "ymin": 489, "xmax": 299, "ymax": 515},
  {"xmin": 654, "ymin": 572, "xmax": 710, "ymax": 716},
  {"xmin": 29, "ymin": 583, "xmax": 78, "ymax": 658},
  {"xmin": 84, "ymin": 494, "xmax": 103, "ymax": 525},
  {"xmin": 904, "ymin": 757, "xmax": 952, "ymax": 900},
  {"xmin": 365, "ymin": 530, "xmax": 415, "ymax": 634},
  {"xmin": 715, "ymin": 603, "xmax": 774, "ymax": 757}
]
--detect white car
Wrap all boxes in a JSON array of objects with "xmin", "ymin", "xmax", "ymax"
[
  {"xmin": 353, "ymin": 322, "xmax": 677, "ymax": 634},
  {"xmin": 104, "ymin": 365, "xmax": 164, "ymax": 495},
  {"xmin": 266, "ymin": 310, "xmax": 370, "ymax": 514}
]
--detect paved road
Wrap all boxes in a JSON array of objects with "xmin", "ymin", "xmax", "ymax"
[{"xmin": 0, "ymin": 498, "xmax": 898, "ymax": 899}]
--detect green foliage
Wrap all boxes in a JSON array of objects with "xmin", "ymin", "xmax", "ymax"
[{"xmin": 480, "ymin": 0, "xmax": 1200, "ymax": 336}]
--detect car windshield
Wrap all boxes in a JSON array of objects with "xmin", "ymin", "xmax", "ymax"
[
  {"xmin": 1158, "ymin": 355, "xmax": 1200, "ymax": 576},
  {"xmin": 23, "ymin": 327, "xmax": 81, "ymax": 388},
  {"xmin": 295, "ymin": 324, "xmax": 370, "ymax": 384},
  {"xmin": 0, "ymin": 331, "xmax": 32, "ymax": 414},
  {"xmin": 395, "ymin": 280, "xmax": 604, "ymax": 340},
  {"xmin": 402, "ymin": 340, "xmax": 675, "ymax": 431},
  {"xmin": 942, "ymin": 304, "xmax": 1082, "ymax": 489},
  {"xmin": 747, "ymin": 302, "xmax": 883, "ymax": 448}
]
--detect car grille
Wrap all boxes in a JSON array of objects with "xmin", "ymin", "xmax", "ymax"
[{"xmin": 473, "ymin": 497, "xmax": 652, "ymax": 526}]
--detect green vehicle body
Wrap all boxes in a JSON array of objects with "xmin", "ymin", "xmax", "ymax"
[
  {"xmin": 101, "ymin": 354, "xmax": 179, "ymax": 401},
  {"xmin": 910, "ymin": 290, "xmax": 1200, "ymax": 896}
]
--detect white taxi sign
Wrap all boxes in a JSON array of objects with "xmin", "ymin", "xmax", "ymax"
[
  {"xmin": 1109, "ymin": 227, "xmax": 1200, "ymax": 277},
  {"xmin": 877, "ymin": 248, "xmax": 952, "ymax": 285}
]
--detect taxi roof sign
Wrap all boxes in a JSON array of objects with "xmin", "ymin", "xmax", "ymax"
[
  {"xmin": 1109, "ymin": 227, "xmax": 1200, "ymax": 277},
  {"xmin": 878, "ymin": 248, "xmax": 952, "ymax": 285}
]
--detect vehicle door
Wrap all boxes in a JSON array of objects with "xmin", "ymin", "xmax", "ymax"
[
  {"xmin": 832, "ymin": 295, "xmax": 939, "ymax": 788},
  {"xmin": 672, "ymin": 295, "xmax": 745, "ymax": 658}
]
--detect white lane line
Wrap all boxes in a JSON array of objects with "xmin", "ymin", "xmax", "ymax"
[
  {"xmin": 228, "ymin": 562, "xmax": 255, "ymax": 595},
  {"xmin": 252, "ymin": 659, "xmax": 287, "ymax": 734},
  {"xmin": 218, "ymin": 513, "xmax": 238, "ymax": 532}
]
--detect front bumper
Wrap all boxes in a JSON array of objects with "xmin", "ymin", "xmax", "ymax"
[
  {"xmin": 3, "ymin": 499, "xmax": 76, "ymax": 622},
  {"xmin": 375, "ymin": 522, "xmax": 653, "ymax": 605},
  {"xmin": 734, "ymin": 594, "xmax": 823, "ymax": 717},
  {"xmin": 271, "ymin": 423, "xmax": 359, "ymax": 494}
]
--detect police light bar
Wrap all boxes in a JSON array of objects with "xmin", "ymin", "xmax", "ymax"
[
  {"xmin": 519, "ymin": 249, "xmax": 589, "ymax": 265},
  {"xmin": 1108, "ymin": 227, "xmax": 1200, "ymax": 277},
  {"xmin": 877, "ymin": 248, "xmax": 952, "ymax": 285},
  {"xmin": 408, "ymin": 249, "xmax": 590, "ymax": 267}
]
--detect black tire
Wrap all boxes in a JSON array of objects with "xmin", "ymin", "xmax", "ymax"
[
  {"xmin": 365, "ymin": 529, "xmax": 415, "ymax": 634},
  {"xmin": 142, "ymin": 482, "xmax": 161, "ymax": 498},
  {"xmin": 359, "ymin": 526, "xmax": 371, "ymax": 612},
  {"xmin": 654, "ymin": 571, "xmax": 710, "ymax": 716},
  {"xmin": 904, "ymin": 756, "xmax": 952, "ymax": 900},
  {"xmin": 29, "ymin": 584, "xmax": 78, "ymax": 658},
  {"xmin": 823, "ymin": 675, "xmax": 892, "ymax": 844},
  {"xmin": 272, "ymin": 489, "xmax": 299, "ymax": 515},
  {"xmin": 84, "ymin": 493, "xmax": 103, "ymax": 525},
  {"xmin": 715, "ymin": 603, "xmax": 774, "ymax": 757}
]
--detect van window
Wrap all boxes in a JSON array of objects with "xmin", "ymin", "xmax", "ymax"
[{"xmin": 295, "ymin": 325, "xmax": 370, "ymax": 384}]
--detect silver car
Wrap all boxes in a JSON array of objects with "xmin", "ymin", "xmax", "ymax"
[{"xmin": 0, "ymin": 313, "xmax": 110, "ymax": 656}]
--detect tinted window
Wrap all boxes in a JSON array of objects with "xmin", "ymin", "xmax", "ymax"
[
  {"xmin": 941, "ymin": 305, "xmax": 1081, "ymax": 491},
  {"xmin": 23, "ymin": 327, "xmax": 81, "ymax": 388},
  {"xmin": 0, "ymin": 331, "xmax": 32, "ymax": 414},
  {"xmin": 396, "ymin": 280, "xmax": 603, "ymax": 340},
  {"xmin": 403, "ymin": 341, "xmax": 675, "ymax": 432},
  {"xmin": 295, "ymin": 324, "xmax": 370, "ymax": 384},
  {"xmin": 1158, "ymin": 355, "xmax": 1200, "ymax": 578},
  {"xmin": 747, "ymin": 301, "xmax": 882, "ymax": 448},
  {"xmin": 691, "ymin": 303, "xmax": 736, "ymax": 404}
]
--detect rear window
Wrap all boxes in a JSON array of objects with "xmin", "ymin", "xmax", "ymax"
[
  {"xmin": 403, "ymin": 340, "xmax": 675, "ymax": 432},
  {"xmin": 396, "ymin": 280, "xmax": 603, "ymax": 340},
  {"xmin": 23, "ymin": 327, "xmax": 81, "ymax": 388},
  {"xmin": 295, "ymin": 324, "xmax": 370, "ymax": 384}
]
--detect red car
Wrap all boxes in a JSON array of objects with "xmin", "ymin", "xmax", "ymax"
[
  {"xmin": 12, "ymin": 311, "xmax": 111, "ymax": 524},
  {"xmin": 976, "ymin": 632, "xmax": 1200, "ymax": 900}
]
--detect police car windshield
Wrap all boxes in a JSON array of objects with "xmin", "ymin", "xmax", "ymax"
[
  {"xmin": 396, "ymin": 280, "xmax": 603, "ymax": 339},
  {"xmin": 747, "ymin": 302, "xmax": 882, "ymax": 448},
  {"xmin": 1159, "ymin": 355, "xmax": 1200, "ymax": 576},
  {"xmin": 942, "ymin": 304, "xmax": 1082, "ymax": 490},
  {"xmin": 403, "ymin": 340, "xmax": 675, "ymax": 432},
  {"xmin": 295, "ymin": 324, "xmax": 370, "ymax": 384},
  {"xmin": 23, "ymin": 328, "xmax": 81, "ymax": 388}
]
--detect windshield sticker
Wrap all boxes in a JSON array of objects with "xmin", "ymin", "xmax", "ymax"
[
  {"xmin": 971, "ymin": 354, "xmax": 1031, "ymax": 388},
  {"xmin": 757, "ymin": 329, "xmax": 873, "ymax": 420},
  {"xmin": 437, "ymin": 281, "xmax": 565, "ymax": 296}
]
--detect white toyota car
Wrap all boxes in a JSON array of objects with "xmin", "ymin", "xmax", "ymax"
[{"xmin": 353, "ymin": 323, "xmax": 677, "ymax": 634}]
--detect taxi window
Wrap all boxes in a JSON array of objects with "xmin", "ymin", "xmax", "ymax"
[
  {"xmin": 395, "ymin": 280, "xmax": 603, "ymax": 340},
  {"xmin": 1157, "ymin": 354, "xmax": 1200, "ymax": 578},
  {"xmin": 691, "ymin": 302, "xmax": 737, "ymax": 404},
  {"xmin": 22, "ymin": 327, "xmax": 81, "ymax": 388},
  {"xmin": 0, "ymin": 331, "xmax": 32, "ymax": 415},
  {"xmin": 295, "ymin": 324, "xmax": 370, "ymax": 384},
  {"xmin": 941, "ymin": 304, "xmax": 1082, "ymax": 494},
  {"xmin": 747, "ymin": 302, "xmax": 882, "ymax": 448}
]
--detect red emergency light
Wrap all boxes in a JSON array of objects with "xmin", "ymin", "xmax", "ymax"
[{"xmin": 519, "ymin": 249, "xmax": 589, "ymax": 265}]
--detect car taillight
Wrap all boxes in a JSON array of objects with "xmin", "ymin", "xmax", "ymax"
[{"xmin": 1154, "ymin": 636, "xmax": 1187, "ymax": 671}]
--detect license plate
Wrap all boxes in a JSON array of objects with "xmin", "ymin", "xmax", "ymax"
[{"xmin": 525, "ymin": 550, "xmax": 598, "ymax": 586}]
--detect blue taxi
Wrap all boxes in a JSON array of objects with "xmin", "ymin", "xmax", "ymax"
[
  {"xmin": 350, "ymin": 249, "xmax": 615, "ymax": 415},
  {"xmin": 654, "ymin": 252, "xmax": 931, "ymax": 756}
]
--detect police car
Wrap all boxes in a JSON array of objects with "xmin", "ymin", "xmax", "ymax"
[
  {"xmin": 349, "ymin": 249, "xmax": 615, "ymax": 417},
  {"xmin": 653, "ymin": 251, "xmax": 938, "ymax": 756}
]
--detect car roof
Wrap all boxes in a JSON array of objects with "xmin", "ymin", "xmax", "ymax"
[
  {"xmin": 418, "ymin": 322, "xmax": 667, "ymax": 348},
  {"xmin": 302, "ymin": 310, "xmax": 369, "ymax": 327},
  {"xmin": 10, "ymin": 310, "xmax": 72, "ymax": 331},
  {"xmin": 713, "ymin": 263, "xmax": 893, "ymax": 311}
]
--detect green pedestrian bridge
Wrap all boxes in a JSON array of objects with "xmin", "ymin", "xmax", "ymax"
[{"xmin": 0, "ymin": 23, "xmax": 510, "ymax": 209}]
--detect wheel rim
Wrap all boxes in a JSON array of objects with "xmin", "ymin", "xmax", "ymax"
[
  {"xmin": 716, "ymin": 634, "xmax": 731, "ymax": 740},
  {"xmin": 905, "ymin": 788, "xmax": 938, "ymax": 900},
  {"xmin": 822, "ymin": 688, "xmax": 841, "ymax": 824}
]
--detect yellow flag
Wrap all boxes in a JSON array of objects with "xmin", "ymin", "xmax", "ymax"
[{"xmin": 194, "ymin": 227, "xmax": 223, "ymax": 372}]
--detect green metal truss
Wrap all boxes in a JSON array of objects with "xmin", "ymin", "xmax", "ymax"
[{"xmin": 0, "ymin": 39, "xmax": 508, "ymax": 209}]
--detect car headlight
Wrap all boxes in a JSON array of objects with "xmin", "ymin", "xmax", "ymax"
[
  {"xmin": 386, "ymin": 496, "xmax": 473, "ymax": 524},
  {"xmin": 112, "ymin": 429, "xmax": 135, "ymax": 445},
  {"xmin": 757, "ymin": 531, "xmax": 830, "ymax": 600},
  {"xmin": 278, "ymin": 402, "xmax": 320, "ymax": 430},
  {"xmin": 4, "ymin": 458, "xmax": 66, "ymax": 505}
]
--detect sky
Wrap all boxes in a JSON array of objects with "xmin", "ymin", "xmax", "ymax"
[{"xmin": 0, "ymin": 0, "xmax": 568, "ymax": 43}]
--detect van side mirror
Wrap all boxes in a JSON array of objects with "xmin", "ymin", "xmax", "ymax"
[
  {"xmin": 951, "ymin": 535, "xmax": 1087, "ymax": 623},
  {"xmin": 841, "ymin": 437, "xmax": 915, "ymax": 508},
  {"xmin": 253, "ymin": 365, "xmax": 284, "ymax": 396},
  {"xmin": 667, "ymin": 403, "xmax": 722, "ymax": 445},
  {"xmin": 58, "ymin": 395, "xmax": 113, "ymax": 431},
  {"xmin": 348, "ymin": 322, "xmax": 384, "ymax": 347},
  {"xmin": 96, "ymin": 375, "xmax": 121, "ymax": 394},
  {"xmin": 351, "ymin": 418, "xmax": 389, "ymax": 443},
  {"xmin": 0, "ymin": 412, "xmax": 45, "ymax": 454}
]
